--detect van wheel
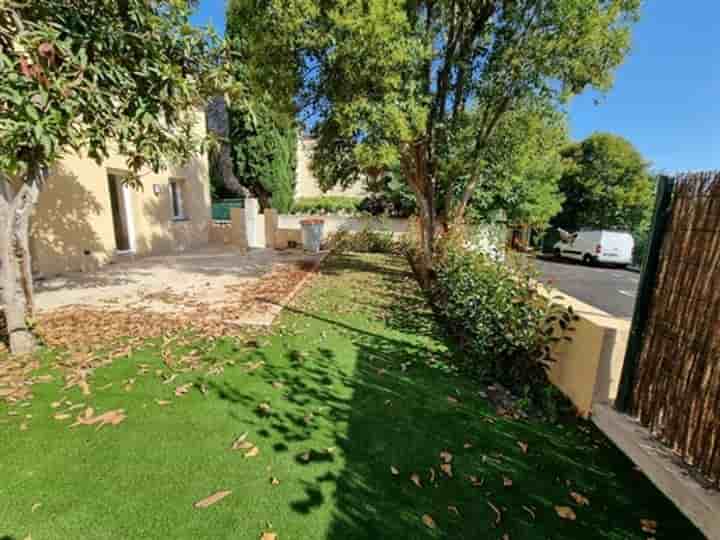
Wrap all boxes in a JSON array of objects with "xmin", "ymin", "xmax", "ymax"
[{"xmin": 583, "ymin": 254, "xmax": 594, "ymax": 266}]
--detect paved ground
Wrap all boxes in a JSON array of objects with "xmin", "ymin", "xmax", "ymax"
[
  {"xmin": 533, "ymin": 256, "xmax": 639, "ymax": 318},
  {"xmin": 35, "ymin": 246, "xmax": 325, "ymax": 324}
]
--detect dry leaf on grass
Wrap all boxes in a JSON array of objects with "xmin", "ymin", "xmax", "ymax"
[
  {"xmin": 51, "ymin": 401, "xmax": 61, "ymax": 409},
  {"xmin": 440, "ymin": 463, "xmax": 453, "ymax": 478},
  {"xmin": 155, "ymin": 399, "xmax": 172, "ymax": 406},
  {"xmin": 467, "ymin": 474, "xmax": 484, "ymax": 487},
  {"xmin": 517, "ymin": 441, "xmax": 528, "ymax": 454},
  {"xmin": 410, "ymin": 473, "xmax": 422, "ymax": 488},
  {"xmin": 53, "ymin": 413, "xmax": 71, "ymax": 421},
  {"xmin": 257, "ymin": 402, "xmax": 272, "ymax": 415},
  {"xmin": 70, "ymin": 408, "xmax": 126, "ymax": 429},
  {"xmin": 260, "ymin": 532, "xmax": 277, "ymax": 540},
  {"xmin": 244, "ymin": 446, "xmax": 260, "ymax": 458},
  {"xmin": 421, "ymin": 514, "xmax": 436, "ymax": 529},
  {"xmin": 570, "ymin": 491, "xmax": 590, "ymax": 506},
  {"xmin": 194, "ymin": 490, "xmax": 231, "ymax": 508},
  {"xmin": 31, "ymin": 503, "xmax": 41, "ymax": 513},
  {"xmin": 175, "ymin": 383, "xmax": 192, "ymax": 397},
  {"xmin": 391, "ymin": 466, "xmax": 399, "ymax": 476},
  {"xmin": 555, "ymin": 506, "xmax": 577, "ymax": 520},
  {"xmin": 488, "ymin": 501, "xmax": 502, "ymax": 525},
  {"xmin": 440, "ymin": 450, "xmax": 453, "ymax": 463},
  {"xmin": 270, "ymin": 477, "xmax": 280, "ymax": 486},
  {"xmin": 463, "ymin": 442, "xmax": 473, "ymax": 449},
  {"xmin": 640, "ymin": 519, "xmax": 657, "ymax": 534}
]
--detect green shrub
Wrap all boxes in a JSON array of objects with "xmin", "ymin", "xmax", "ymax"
[
  {"xmin": 291, "ymin": 196, "xmax": 363, "ymax": 215},
  {"xmin": 326, "ymin": 228, "xmax": 396, "ymax": 254},
  {"xmin": 432, "ymin": 242, "xmax": 576, "ymax": 402}
]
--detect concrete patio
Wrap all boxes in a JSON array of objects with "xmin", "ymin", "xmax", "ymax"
[{"xmin": 35, "ymin": 246, "xmax": 325, "ymax": 324}]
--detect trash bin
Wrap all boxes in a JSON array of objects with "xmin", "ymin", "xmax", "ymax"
[{"xmin": 300, "ymin": 218, "xmax": 324, "ymax": 253}]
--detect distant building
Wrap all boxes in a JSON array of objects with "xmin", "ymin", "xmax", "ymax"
[{"xmin": 295, "ymin": 137, "xmax": 368, "ymax": 199}]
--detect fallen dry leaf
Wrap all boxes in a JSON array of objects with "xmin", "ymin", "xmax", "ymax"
[
  {"xmin": 640, "ymin": 519, "xmax": 658, "ymax": 534},
  {"xmin": 440, "ymin": 463, "xmax": 453, "ymax": 478},
  {"xmin": 463, "ymin": 442, "xmax": 473, "ymax": 449},
  {"xmin": 19, "ymin": 422, "xmax": 28, "ymax": 431},
  {"xmin": 270, "ymin": 477, "xmax": 280, "ymax": 486},
  {"xmin": 410, "ymin": 473, "xmax": 422, "ymax": 488},
  {"xmin": 175, "ymin": 383, "xmax": 192, "ymax": 397},
  {"xmin": 488, "ymin": 501, "xmax": 502, "ymax": 525},
  {"xmin": 440, "ymin": 450, "xmax": 453, "ymax": 463},
  {"xmin": 517, "ymin": 441, "xmax": 529, "ymax": 454},
  {"xmin": 570, "ymin": 491, "xmax": 590, "ymax": 506},
  {"xmin": 31, "ymin": 503, "xmax": 41, "ymax": 513},
  {"xmin": 391, "ymin": 466, "xmax": 399, "ymax": 476},
  {"xmin": 51, "ymin": 401, "xmax": 61, "ymax": 409},
  {"xmin": 155, "ymin": 399, "xmax": 172, "ymax": 406},
  {"xmin": 244, "ymin": 446, "xmax": 260, "ymax": 458},
  {"xmin": 194, "ymin": 490, "xmax": 231, "ymax": 508},
  {"xmin": 257, "ymin": 402, "xmax": 272, "ymax": 415},
  {"xmin": 503, "ymin": 477, "xmax": 513, "ymax": 487},
  {"xmin": 555, "ymin": 506, "xmax": 577, "ymax": 520},
  {"xmin": 421, "ymin": 514, "xmax": 436, "ymax": 529},
  {"xmin": 260, "ymin": 533, "xmax": 277, "ymax": 540},
  {"xmin": 70, "ymin": 408, "xmax": 126, "ymax": 429},
  {"xmin": 53, "ymin": 413, "xmax": 71, "ymax": 421},
  {"xmin": 467, "ymin": 474, "xmax": 484, "ymax": 487}
]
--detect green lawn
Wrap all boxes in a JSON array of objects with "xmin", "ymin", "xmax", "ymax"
[{"xmin": 0, "ymin": 253, "xmax": 704, "ymax": 540}]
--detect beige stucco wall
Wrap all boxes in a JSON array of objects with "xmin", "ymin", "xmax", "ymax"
[
  {"xmin": 544, "ymin": 288, "xmax": 631, "ymax": 417},
  {"xmin": 31, "ymin": 118, "xmax": 211, "ymax": 275},
  {"xmin": 295, "ymin": 137, "xmax": 368, "ymax": 199}
]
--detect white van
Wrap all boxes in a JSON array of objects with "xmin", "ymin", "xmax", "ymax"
[{"xmin": 553, "ymin": 229, "xmax": 634, "ymax": 266}]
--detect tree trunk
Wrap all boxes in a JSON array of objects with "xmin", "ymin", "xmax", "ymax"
[
  {"xmin": 1, "ymin": 169, "xmax": 41, "ymax": 355},
  {"xmin": 401, "ymin": 142, "xmax": 435, "ymax": 289}
]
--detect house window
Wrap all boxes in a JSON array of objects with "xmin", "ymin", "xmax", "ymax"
[{"xmin": 169, "ymin": 179, "xmax": 187, "ymax": 220}]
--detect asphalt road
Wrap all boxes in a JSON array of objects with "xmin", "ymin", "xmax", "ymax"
[{"xmin": 533, "ymin": 257, "xmax": 639, "ymax": 319}]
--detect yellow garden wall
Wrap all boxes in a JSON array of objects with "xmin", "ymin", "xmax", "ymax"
[
  {"xmin": 545, "ymin": 289, "xmax": 631, "ymax": 416},
  {"xmin": 31, "ymin": 136, "xmax": 211, "ymax": 276}
]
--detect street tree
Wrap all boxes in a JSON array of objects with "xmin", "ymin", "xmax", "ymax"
[
  {"xmin": 0, "ymin": 1, "xmax": 236, "ymax": 354},
  {"xmin": 553, "ymin": 132, "xmax": 655, "ymax": 232},
  {"xmin": 260, "ymin": 0, "xmax": 641, "ymax": 284}
]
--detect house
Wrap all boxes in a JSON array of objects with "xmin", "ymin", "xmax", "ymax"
[
  {"xmin": 295, "ymin": 136, "xmax": 368, "ymax": 199},
  {"xmin": 30, "ymin": 115, "xmax": 211, "ymax": 276}
]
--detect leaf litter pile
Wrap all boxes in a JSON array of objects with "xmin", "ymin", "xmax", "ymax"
[{"xmin": 36, "ymin": 261, "xmax": 319, "ymax": 349}]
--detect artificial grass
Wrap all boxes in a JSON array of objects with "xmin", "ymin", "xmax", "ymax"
[{"xmin": 0, "ymin": 253, "xmax": 705, "ymax": 540}]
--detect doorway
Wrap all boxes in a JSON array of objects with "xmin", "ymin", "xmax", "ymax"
[{"xmin": 107, "ymin": 173, "xmax": 135, "ymax": 253}]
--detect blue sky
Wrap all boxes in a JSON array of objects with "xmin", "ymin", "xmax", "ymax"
[{"xmin": 192, "ymin": 1, "xmax": 719, "ymax": 173}]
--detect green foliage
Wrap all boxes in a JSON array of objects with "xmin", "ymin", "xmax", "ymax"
[
  {"xmin": 327, "ymin": 228, "xmax": 396, "ymax": 254},
  {"xmin": 361, "ymin": 170, "xmax": 418, "ymax": 218},
  {"xmin": 554, "ymin": 133, "xmax": 655, "ymax": 232},
  {"xmin": 291, "ymin": 196, "xmax": 362, "ymax": 215},
  {"xmin": 228, "ymin": 99, "xmax": 297, "ymax": 213},
  {"xmin": 0, "ymin": 1, "xmax": 234, "ymax": 178},
  {"xmin": 261, "ymin": 0, "xmax": 640, "ymax": 243},
  {"xmin": 432, "ymin": 240, "xmax": 576, "ymax": 403}
]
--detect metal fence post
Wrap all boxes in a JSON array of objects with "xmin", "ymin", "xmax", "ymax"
[{"xmin": 615, "ymin": 175, "xmax": 675, "ymax": 412}]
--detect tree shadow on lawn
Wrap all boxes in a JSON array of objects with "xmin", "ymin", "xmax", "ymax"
[{"xmin": 211, "ymin": 253, "xmax": 703, "ymax": 540}]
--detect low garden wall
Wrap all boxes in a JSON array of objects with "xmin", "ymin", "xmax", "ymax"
[
  {"xmin": 208, "ymin": 220, "xmax": 233, "ymax": 245},
  {"xmin": 545, "ymin": 288, "xmax": 630, "ymax": 416}
]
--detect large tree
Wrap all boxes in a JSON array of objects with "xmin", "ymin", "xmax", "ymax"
[
  {"xmin": 251, "ymin": 0, "xmax": 640, "ymax": 284},
  {"xmin": 0, "ymin": 1, "xmax": 235, "ymax": 354},
  {"xmin": 553, "ymin": 132, "xmax": 654, "ymax": 232}
]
